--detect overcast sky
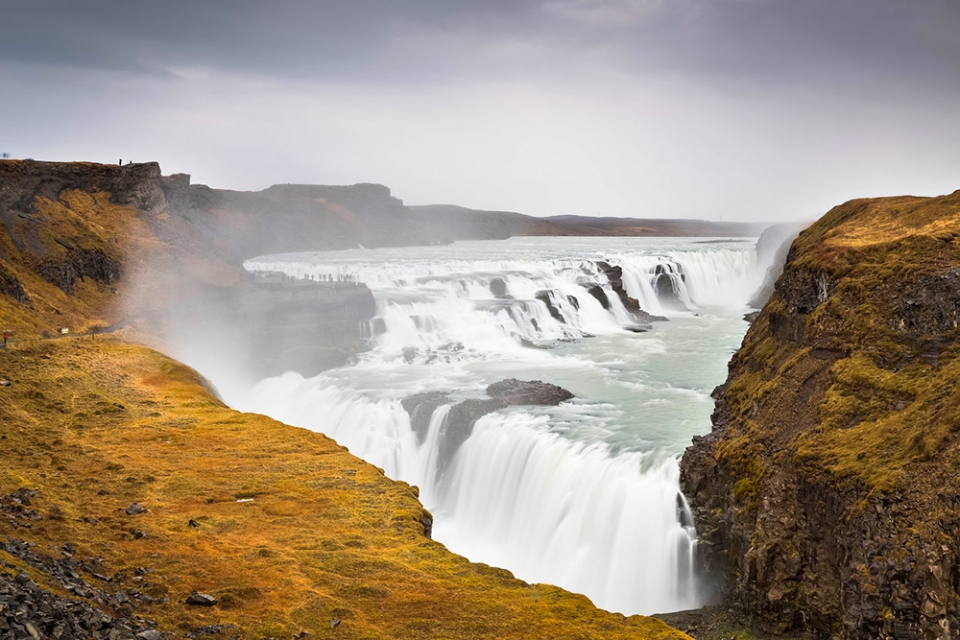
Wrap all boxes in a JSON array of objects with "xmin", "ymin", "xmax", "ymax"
[{"xmin": 1, "ymin": 0, "xmax": 958, "ymax": 221}]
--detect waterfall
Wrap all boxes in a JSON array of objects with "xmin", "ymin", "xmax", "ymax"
[{"xmin": 230, "ymin": 237, "xmax": 758, "ymax": 616}]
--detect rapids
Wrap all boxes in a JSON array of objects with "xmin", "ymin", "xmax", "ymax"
[{"xmin": 229, "ymin": 236, "xmax": 763, "ymax": 616}]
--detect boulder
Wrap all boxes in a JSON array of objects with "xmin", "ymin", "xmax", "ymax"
[{"xmin": 486, "ymin": 379, "xmax": 574, "ymax": 406}]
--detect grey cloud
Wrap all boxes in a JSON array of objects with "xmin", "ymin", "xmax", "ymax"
[
  {"xmin": 1, "ymin": 0, "xmax": 958, "ymax": 221},
  {"xmin": 3, "ymin": 0, "xmax": 957, "ymax": 91}
]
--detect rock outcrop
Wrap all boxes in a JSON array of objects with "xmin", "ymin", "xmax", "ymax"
[
  {"xmin": 403, "ymin": 379, "xmax": 575, "ymax": 479},
  {"xmin": 486, "ymin": 378, "xmax": 574, "ymax": 406},
  {"xmin": 681, "ymin": 189, "xmax": 960, "ymax": 640},
  {"xmin": 597, "ymin": 261, "xmax": 666, "ymax": 325}
]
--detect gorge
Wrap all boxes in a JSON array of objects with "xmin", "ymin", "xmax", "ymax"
[{"xmin": 2, "ymin": 159, "xmax": 960, "ymax": 639}]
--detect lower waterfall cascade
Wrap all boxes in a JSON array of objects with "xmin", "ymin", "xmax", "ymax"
[{"xmin": 221, "ymin": 236, "xmax": 765, "ymax": 616}]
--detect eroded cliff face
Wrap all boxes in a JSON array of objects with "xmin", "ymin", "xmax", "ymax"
[{"xmin": 681, "ymin": 190, "xmax": 960, "ymax": 639}]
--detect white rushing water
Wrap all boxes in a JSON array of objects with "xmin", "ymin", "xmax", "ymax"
[{"xmin": 231, "ymin": 236, "xmax": 763, "ymax": 616}]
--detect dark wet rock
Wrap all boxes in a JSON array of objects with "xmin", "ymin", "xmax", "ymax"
[
  {"xmin": 654, "ymin": 267, "xmax": 684, "ymax": 308},
  {"xmin": 417, "ymin": 379, "xmax": 575, "ymax": 482},
  {"xmin": 489, "ymin": 277, "xmax": 509, "ymax": 298},
  {"xmin": 125, "ymin": 503, "xmax": 144, "ymax": 516},
  {"xmin": 486, "ymin": 379, "xmax": 573, "ymax": 406},
  {"xmin": 597, "ymin": 261, "xmax": 666, "ymax": 323},
  {"xmin": 439, "ymin": 398, "xmax": 508, "ymax": 472},
  {"xmin": 587, "ymin": 284, "xmax": 610, "ymax": 309},
  {"xmin": 625, "ymin": 324, "xmax": 652, "ymax": 333},
  {"xmin": 401, "ymin": 391, "xmax": 451, "ymax": 444},
  {"xmin": 743, "ymin": 311, "xmax": 760, "ymax": 323},
  {"xmin": 420, "ymin": 510, "xmax": 433, "ymax": 540},
  {"xmin": 535, "ymin": 290, "xmax": 565, "ymax": 323},
  {"xmin": 136, "ymin": 631, "xmax": 163, "ymax": 640},
  {"xmin": 186, "ymin": 592, "xmax": 217, "ymax": 606}
]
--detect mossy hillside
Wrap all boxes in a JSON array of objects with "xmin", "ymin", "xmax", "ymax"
[
  {"xmin": 681, "ymin": 189, "xmax": 960, "ymax": 637},
  {"xmin": 0, "ymin": 336, "xmax": 687, "ymax": 640},
  {"xmin": 713, "ymin": 189, "xmax": 960, "ymax": 496}
]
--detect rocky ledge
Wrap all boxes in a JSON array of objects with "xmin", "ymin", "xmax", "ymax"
[
  {"xmin": 403, "ymin": 379, "xmax": 574, "ymax": 479},
  {"xmin": 681, "ymin": 189, "xmax": 960, "ymax": 640}
]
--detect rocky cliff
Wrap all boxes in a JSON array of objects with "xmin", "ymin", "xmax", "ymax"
[{"xmin": 681, "ymin": 189, "xmax": 960, "ymax": 639}]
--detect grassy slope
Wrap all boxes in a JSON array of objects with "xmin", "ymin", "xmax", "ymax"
[{"xmin": 0, "ymin": 167, "xmax": 689, "ymax": 639}]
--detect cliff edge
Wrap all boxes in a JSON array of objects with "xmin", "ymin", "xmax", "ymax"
[{"xmin": 681, "ymin": 189, "xmax": 960, "ymax": 639}]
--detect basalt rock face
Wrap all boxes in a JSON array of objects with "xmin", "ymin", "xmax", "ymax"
[
  {"xmin": 0, "ymin": 260, "xmax": 27, "ymax": 302},
  {"xmin": 35, "ymin": 247, "xmax": 121, "ymax": 293},
  {"xmin": 681, "ymin": 190, "xmax": 960, "ymax": 640},
  {"xmin": 0, "ymin": 160, "xmax": 167, "ymax": 216}
]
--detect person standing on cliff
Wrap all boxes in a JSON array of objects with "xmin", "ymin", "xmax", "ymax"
[{"xmin": 2, "ymin": 332, "xmax": 7, "ymax": 350}]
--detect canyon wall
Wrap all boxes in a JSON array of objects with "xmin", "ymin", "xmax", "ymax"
[{"xmin": 682, "ymin": 190, "xmax": 960, "ymax": 639}]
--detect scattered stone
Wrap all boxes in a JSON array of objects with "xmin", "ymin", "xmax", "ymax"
[
  {"xmin": 133, "ymin": 530, "xmax": 147, "ymax": 539},
  {"xmin": 0, "ymin": 379, "xmax": 10, "ymax": 386},
  {"xmin": 12, "ymin": 487, "xmax": 35, "ymax": 506},
  {"xmin": 186, "ymin": 592, "xmax": 217, "ymax": 606},
  {"xmin": 125, "ymin": 503, "xmax": 145, "ymax": 515},
  {"xmin": 330, "ymin": 619, "xmax": 341, "ymax": 629},
  {"xmin": 187, "ymin": 623, "xmax": 236, "ymax": 639},
  {"xmin": 25, "ymin": 621, "xmax": 41, "ymax": 640},
  {"xmin": 136, "ymin": 631, "xmax": 163, "ymax": 640},
  {"xmin": 188, "ymin": 519, "xmax": 200, "ymax": 528},
  {"xmin": 0, "ymin": 554, "xmax": 170, "ymax": 639}
]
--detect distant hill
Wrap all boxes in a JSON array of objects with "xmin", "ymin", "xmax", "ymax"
[{"xmin": 541, "ymin": 215, "xmax": 767, "ymax": 237}]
